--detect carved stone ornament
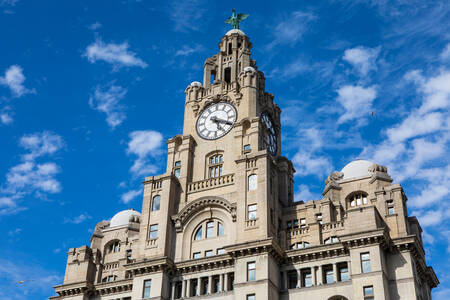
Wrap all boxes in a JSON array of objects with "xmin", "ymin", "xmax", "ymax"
[
  {"xmin": 171, "ymin": 196, "xmax": 236, "ymax": 232},
  {"xmin": 325, "ymin": 171, "xmax": 344, "ymax": 184}
]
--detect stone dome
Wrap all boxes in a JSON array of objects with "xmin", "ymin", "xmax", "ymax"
[
  {"xmin": 189, "ymin": 81, "xmax": 202, "ymax": 87},
  {"xmin": 109, "ymin": 209, "xmax": 141, "ymax": 228},
  {"xmin": 341, "ymin": 159, "xmax": 373, "ymax": 180},
  {"xmin": 226, "ymin": 29, "xmax": 246, "ymax": 36}
]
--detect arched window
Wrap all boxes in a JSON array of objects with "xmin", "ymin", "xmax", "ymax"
[
  {"xmin": 248, "ymin": 174, "xmax": 257, "ymax": 191},
  {"xmin": 208, "ymin": 154, "xmax": 223, "ymax": 178},
  {"xmin": 206, "ymin": 221, "xmax": 214, "ymax": 238},
  {"xmin": 152, "ymin": 195, "xmax": 161, "ymax": 211},
  {"xmin": 290, "ymin": 241, "xmax": 310, "ymax": 249},
  {"xmin": 107, "ymin": 241, "xmax": 120, "ymax": 253},
  {"xmin": 348, "ymin": 192, "xmax": 368, "ymax": 207},
  {"xmin": 194, "ymin": 226, "xmax": 203, "ymax": 240}
]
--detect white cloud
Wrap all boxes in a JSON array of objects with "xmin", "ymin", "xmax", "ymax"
[
  {"xmin": 0, "ymin": 65, "xmax": 34, "ymax": 97},
  {"xmin": 0, "ymin": 0, "xmax": 18, "ymax": 6},
  {"xmin": 343, "ymin": 46, "xmax": 380, "ymax": 76},
  {"xmin": 294, "ymin": 184, "xmax": 320, "ymax": 202},
  {"xmin": 0, "ymin": 132, "xmax": 64, "ymax": 216},
  {"xmin": 63, "ymin": 213, "xmax": 91, "ymax": 224},
  {"xmin": 175, "ymin": 44, "xmax": 205, "ymax": 57},
  {"xmin": 292, "ymin": 150, "xmax": 333, "ymax": 178},
  {"xmin": 336, "ymin": 85, "xmax": 377, "ymax": 124},
  {"xmin": 412, "ymin": 208, "xmax": 450, "ymax": 227},
  {"xmin": 88, "ymin": 22, "xmax": 102, "ymax": 31},
  {"xmin": 126, "ymin": 130, "xmax": 164, "ymax": 176},
  {"xmin": 169, "ymin": 0, "xmax": 206, "ymax": 32},
  {"xmin": 267, "ymin": 11, "xmax": 316, "ymax": 49},
  {"xmin": 121, "ymin": 188, "xmax": 142, "ymax": 204},
  {"xmin": 84, "ymin": 39, "xmax": 148, "ymax": 70},
  {"xmin": 0, "ymin": 111, "xmax": 13, "ymax": 125},
  {"xmin": 386, "ymin": 112, "xmax": 444, "ymax": 142},
  {"xmin": 89, "ymin": 84, "xmax": 127, "ymax": 128}
]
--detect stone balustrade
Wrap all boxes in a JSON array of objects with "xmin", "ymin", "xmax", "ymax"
[{"xmin": 187, "ymin": 174, "xmax": 234, "ymax": 194}]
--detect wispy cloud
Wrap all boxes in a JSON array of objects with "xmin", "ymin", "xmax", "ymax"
[
  {"xmin": 126, "ymin": 130, "xmax": 164, "ymax": 177},
  {"xmin": 294, "ymin": 184, "xmax": 321, "ymax": 202},
  {"xmin": 169, "ymin": 0, "xmax": 206, "ymax": 32},
  {"xmin": 336, "ymin": 85, "xmax": 377, "ymax": 125},
  {"xmin": 88, "ymin": 22, "xmax": 102, "ymax": 31},
  {"xmin": 0, "ymin": 131, "xmax": 64, "ymax": 216},
  {"xmin": 343, "ymin": 46, "xmax": 380, "ymax": 76},
  {"xmin": 266, "ymin": 11, "xmax": 316, "ymax": 49},
  {"xmin": 0, "ymin": 258, "xmax": 61, "ymax": 300},
  {"xmin": 0, "ymin": 65, "xmax": 34, "ymax": 98},
  {"xmin": 89, "ymin": 84, "xmax": 127, "ymax": 128},
  {"xmin": 84, "ymin": 39, "xmax": 148, "ymax": 70},
  {"xmin": 121, "ymin": 188, "xmax": 142, "ymax": 204},
  {"xmin": 63, "ymin": 213, "xmax": 91, "ymax": 224},
  {"xmin": 175, "ymin": 44, "xmax": 205, "ymax": 57}
]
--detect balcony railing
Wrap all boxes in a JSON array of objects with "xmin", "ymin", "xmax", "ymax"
[{"xmin": 187, "ymin": 174, "xmax": 234, "ymax": 193}]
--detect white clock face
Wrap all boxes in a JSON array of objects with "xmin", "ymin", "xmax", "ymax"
[
  {"xmin": 261, "ymin": 112, "xmax": 277, "ymax": 156},
  {"xmin": 196, "ymin": 102, "xmax": 237, "ymax": 140}
]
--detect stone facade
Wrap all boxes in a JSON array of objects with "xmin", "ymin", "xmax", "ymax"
[{"xmin": 51, "ymin": 29, "xmax": 438, "ymax": 300}]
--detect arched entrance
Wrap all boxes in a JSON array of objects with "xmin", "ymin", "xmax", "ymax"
[{"xmin": 328, "ymin": 296, "xmax": 349, "ymax": 300}]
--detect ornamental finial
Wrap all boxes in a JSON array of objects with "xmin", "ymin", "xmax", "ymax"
[{"xmin": 224, "ymin": 9, "xmax": 249, "ymax": 29}]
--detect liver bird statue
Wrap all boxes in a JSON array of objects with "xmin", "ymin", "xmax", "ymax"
[{"xmin": 225, "ymin": 9, "xmax": 249, "ymax": 29}]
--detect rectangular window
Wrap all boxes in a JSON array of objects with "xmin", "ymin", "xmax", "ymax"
[
  {"xmin": 174, "ymin": 168, "xmax": 181, "ymax": 178},
  {"xmin": 248, "ymin": 204, "xmax": 257, "ymax": 220},
  {"xmin": 302, "ymin": 270, "xmax": 312, "ymax": 287},
  {"xmin": 149, "ymin": 224, "xmax": 158, "ymax": 239},
  {"xmin": 387, "ymin": 200, "xmax": 395, "ymax": 215},
  {"xmin": 300, "ymin": 218, "xmax": 306, "ymax": 228},
  {"xmin": 205, "ymin": 250, "xmax": 213, "ymax": 257},
  {"xmin": 247, "ymin": 262, "xmax": 256, "ymax": 281},
  {"xmin": 293, "ymin": 219, "xmax": 299, "ymax": 228},
  {"xmin": 339, "ymin": 264, "xmax": 350, "ymax": 281},
  {"xmin": 325, "ymin": 267, "xmax": 334, "ymax": 284},
  {"xmin": 356, "ymin": 194, "xmax": 362, "ymax": 206},
  {"xmin": 316, "ymin": 213, "xmax": 322, "ymax": 224},
  {"xmin": 363, "ymin": 195, "xmax": 368, "ymax": 204},
  {"xmin": 127, "ymin": 249, "xmax": 132, "ymax": 261},
  {"xmin": 143, "ymin": 279, "xmax": 151, "ymax": 298},
  {"xmin": 213, "ymin": 276, "xmax": 220, "ymax": 293},
  {"xmin": 193, "ymin": 252, "xmax": 201, "ymax": 259},
  {"xmin": 287, "ymin": 270, "xmax": 297, "ymax": 289},
  {"xmin": 361, "ymin": 253, "xmax": 371, "ymax": 273},
  {"xmin": 174, "ymin": 161, "xmax": 181, "ymax": 167},
  {"xmin": 217, "ymin": 248, "xmax": 225, "ymax": 255},
  {"xmin": 243, "ymin": 144, "xmax": 251, "ymax": 152},
  {"xmin": 247, "ymin": 294, "xmax": 255, "ymax": 300},
  {"xmin": 206, "ymin": 221, "xmax": 214, "ymax": 238},
  {"xmin": 364, "ymin": 286, "xmax": 374, "ymax": 300}
]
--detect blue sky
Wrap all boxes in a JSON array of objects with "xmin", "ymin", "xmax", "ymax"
[{"xmin": 0, "ymin": 0, "xmax": 449, "ymax": 299}]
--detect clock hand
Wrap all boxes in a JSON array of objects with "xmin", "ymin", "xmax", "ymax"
[{"xmin": 211, "ymin": 116, "xmax": 232, "ymax": 125}]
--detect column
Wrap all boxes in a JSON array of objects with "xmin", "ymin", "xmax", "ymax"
[
  {"xmin": 171, "ymin": 281, "xmax": 175, "ymax": 300},
  {"xmin": 311, "ymin": 267, "xmax": 316, "ymax": 286},
  {"xmin": 333, "ymin": 263, "xmax": 338, "ymax": 283},
  {"xmin": 224, "ymin": 273, "xmax": 229, "ymax": 292},
  {"xmin": 283, "ymin": 271, "xmax": 288, "ymax": 290},
  {"xmin": 297, "ymin": 269, "xmax": 302, "ymax": 288},
  {"xmin": 196, "ymin": 278, "xmax": 200, "ymax": 296},
  {"xmin": 181, "ymin": 280, "xmax": 186, "ymax": 298},
  {"xmin": 186, "ymin": 279, "xmax": 191, "ymax": 298},
  {"xmin": 207, "ymin": 276, "xmax": 212, "ymax": 294},
  {"xmin": 219, "ymin": 274, "xmax": 224, "ymax": 292},
  {"xmin": 318, "ymin": 265, "xmax": 323, "ymax": 285}
]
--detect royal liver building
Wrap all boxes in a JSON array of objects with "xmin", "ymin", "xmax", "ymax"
[{"xmin": 52, "ymin": 19, "xmax": 438, "ymax": 300}]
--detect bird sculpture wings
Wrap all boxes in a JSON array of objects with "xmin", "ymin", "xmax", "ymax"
[{"xmin": 225, "ymin": 9, "xmax": 249, "ymax": 29}]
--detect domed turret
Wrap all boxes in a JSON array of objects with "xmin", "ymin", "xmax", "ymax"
[
  {"xmin": 109, "ymin": 209, "xmax": 141, "ymax": 228},
  {"xmin": 341, "ymin": 159, "xmax": 373, "ymax": 180}
]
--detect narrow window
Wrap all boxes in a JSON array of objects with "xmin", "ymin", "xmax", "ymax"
[
  {"xmin": 302, "ymin": 269, "xmax": 312, "ymax": 287},
  {"xmin": 193, "ymin": 252, "xmax": 201, "ymax": 259},
  {"xmin": 205, "ymin": 250, "xmax": 213, "ymax": 257},
  {"xmin": 364, "ymin": 286, "xmax": 374, "ymax": 300},
  {"xmin": 228, "ymin": 43, "xmax": 232, "ymax": 54},
  {"xmin": 361, "ymin": 253, "xmax": 371, "ymax": 273},
  {"xmin": 194, "ymin": 226, "xmax": 203, "ymax": 240},
  {"xmin": 247, "ymin": 294, "xmax": 255, "ymax": 300},
  {"xmin": 248, "ymin": 174, "xmax": 257, "ymax": 191},
  {"xmin": 149, "ymin": 224, "xmax": 158, "ymax": 239},
  {"xmin": 126, "ymin": 249, "xmax": 132, "ymax": 261},
  {"xmin": 339, "ymin": 263, "xmax": 350, "ymax": 281},
  {"xmin": 174, "ymin": 168, "xmax": 181, "ymax": 178},
  {"xmin": 387, "ymin": 200, "xmax": 395, "ymax": 215},
  {"xmin": 217, "ymin": 222, "xmax": 224, "ymax": 236},
  {"xmin": 316, "ymin": 213, "xmax": 322, "ymax": 224},
  {"xmin": 152, "ymin": 195, "xmax": 160, "ymax": 211},
  {"xmin": 213, "ymin": 276, "xmax": 220, "ymax": 293},
  {"xmin": 143, "ymin": 279, "xmax": 152, "ymax": 298},
  {"xmin": 293, "ymin": 219, "xmax": 299, "ymax": 228},
  {"xmin": 206, "ymin": 221, "xmax": 214, "ymax": 238},
  {"xmin": 224, "ymin": 67, "xmax": 231, "ymax": 83},
  {"xmin": 300, "ymin": 218, "xmax": 306, "ymax": 228},
  {"xmin": 247, "ymin": 262, "xmax": 256, "ymax": 281},
  {"xmin": 287, "ymin": 270, "xmax": 297, "ymax": 289},
  {"xmin": 210, "ymin": 70, "xmax": 216, "ymax": 84},
  {"xmin": 324, "ymin": 265, "xmax": 334, "ymax": 284},
  {"xmin": 217, "ymin": 248, "xmax": 225, "ymax": 255},
  {"xmin": 248, "ymin": 204, "xmax": 257, "ymax": 220}
]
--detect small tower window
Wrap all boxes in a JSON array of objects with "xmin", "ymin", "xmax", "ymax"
[
  {"xmin": 248, "ymin": 174, "xmax": 257, "ymax": 191},
  {"xmin": 224, "ymin": 67, "xmax": 231, "ymax": 83},
  {"xmin": 208, "ymin": 154, "xmax": 223, "ymax": 178},
  {"xmin": 210, "ymin": 70, "xmax": 216, "ymax": 84},
  {"xmin": 228, "ymin": 42, "xmax": 232, "ymax": 55},
  {"xmin": 152, "ymin": 195, "xmax": 161, "ymax": 211},
  {"xmin": 387, "ymin": 200, "xmax": 395, "ymax": 215}
]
